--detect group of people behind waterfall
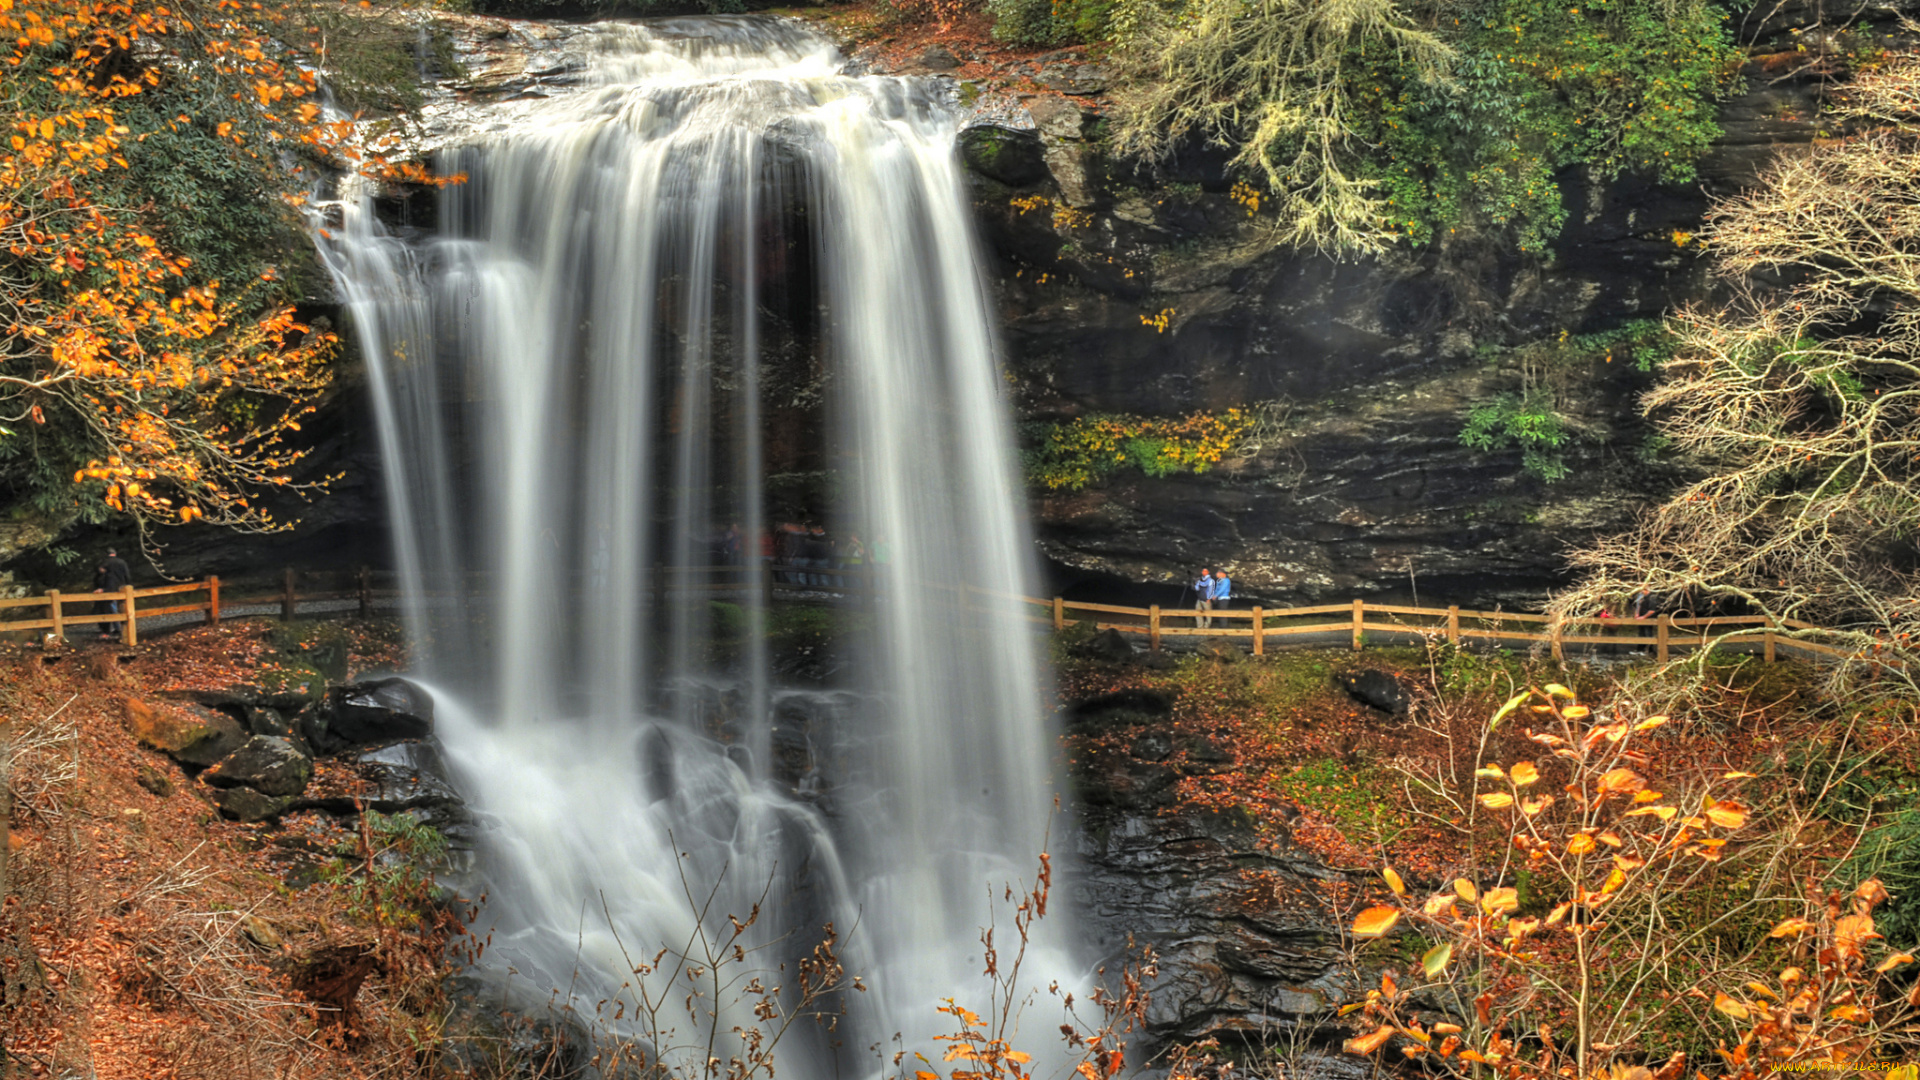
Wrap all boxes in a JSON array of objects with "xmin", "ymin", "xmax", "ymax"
[
  {"xmin": 1191, "ymin": 567, "xmax": 1233, "ymax": 628},
  {"xmin": 716, "ymin": 522, "xmax": 890, "ymax": 587}
]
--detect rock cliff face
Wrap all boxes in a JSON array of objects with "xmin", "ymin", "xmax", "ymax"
[
  {"xmin": 14, "ymin": 3, "xmax": 1895, "ymax": 603},
  {"xmin": 883, "ymin": 0, "xmax": 1910, "ymax": 606}
]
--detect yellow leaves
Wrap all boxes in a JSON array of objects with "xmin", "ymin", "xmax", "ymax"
[
  {"xmin": 1635, "ymin": 716, "xmax": 1669, "ymax": 732},
  {"xmin": 1382, "ymin": 867, "xmax": 1406, "ymax": 896},
  {"xmin": 1711, "ymin": 992, "xmax": 1750, "ymax": 1019},
  {"xmin": 1420, "ymin": 941, "xmax": 1452, "ymax": 978},
  {"xmin": 1543, "ymin": 683, "xmax": 1575, "ymax": 699},
  {"xmin": 1490, "ymin": 691, "xmax": 1530, "ymax": 728},
  {"xmin": 1835, "ymin": 913, "xmax": 1879, "ymax": 956},
  {"xmin": 1520, "ymin": 794, "xmax": 1555, "ymax": 815},
  {"xmin": 1422, "ymin": 893, "xmax": 1457, "ymax": 917},
  {"xmin": 1352, "ymin": 906, "xmax": 1401, "ymax": 938},
  {"xmin": 1703, "ymin": 799, "xmax": 1749, "ymax": 829},
  {"xmin": 1478, "ymin": 792, "xmax": 1515, "ymax": 809},
  {"xmin": 1452, "ymin": 879, "xmax": 1478, "ymax": 904},
  {"xmin": 1480, "ymin": 887, "xmax": 1519, "ymax": 914},
  {"xmin": 1509, "ymin": 761, "xmax": 1540, "ymax": 786},
  {"xmin": 1596, "ymin": 768, "xmax": 1645, "ymax": 795},
  {"xmin": 1875, "ymin": 952, "xmax": 1915, "ymax": 973},
  {"xmin": 1475, "ymin": 765, "xmax": 1505, "ymax": 781},
  {"xmin": 1566, "ymin": 833, "xmax": 1596, "ymax": 855},
  {"xmin": 1767, "ymin": 917, "xmax": 1815, "ymax": 939}
]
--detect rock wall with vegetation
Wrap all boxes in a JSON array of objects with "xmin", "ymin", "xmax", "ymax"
[{"xmin": 890, "ymin": 0, "xmax": 1920, "ymax": 605}]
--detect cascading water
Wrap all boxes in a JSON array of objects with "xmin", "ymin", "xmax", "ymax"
[{"xmin": 318, "ymin": 15, "xmax": 1077, "ymax": 1076}]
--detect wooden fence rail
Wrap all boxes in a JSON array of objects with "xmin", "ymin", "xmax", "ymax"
[
  {"xmin": 1016, "ymin": 593, "xmax": 1860, "ymax": 667},
  {"xmin": 0, "ymin": 564, "xmax": 1883, "ymax": 669}
]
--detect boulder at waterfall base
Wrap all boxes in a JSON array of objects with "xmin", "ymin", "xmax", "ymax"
[
  {"xmin": 309, "ymin": 677, "xmax": 434, "ymax": 753},
  {"xmin": 203, "ymin": 736, "xmax": 314, "ymax": 797},
  {"xmin": 125, "ymin": 696, "xmax": 251, "ymax": 767}
]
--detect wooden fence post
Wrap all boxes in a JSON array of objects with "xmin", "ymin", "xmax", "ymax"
[
  {"xmin": 121, "ymin": 583, "xmax": 137, "ymax": 646},
  {"xmin": 1765, "ymin": 620, "xmax": 1777, "ymax": 665},
  {"xmin": 208, "ymin": 575, "xmax": 221, "ymax": 625},
  {"xmin": 358, "ymin": 566, "xmax": 372, "ymax": 618},
  {"xmin": 48, "ymin": 589, "xmax": 63, "ymax": 642},
  {"xmin": 1657, "ymin": 614, "xmax": 1670, "ymax": 664},
  {"xmin": 1251, "ymin": 606, "xmax": 1264, "ymax": 656},
  {"xmin": 1053, "ymin": 596, "xmax": 1065, "ymax": 631},
  {"xmin": 282, "ymin": 567, "xmax": 297, "ymax": 620},
  {"xmin": 1447, "ymin": 605, "xmax": 1460, "ymax": 647},
  {"xmin": 1352, "ymin": 599, "xmax": 1363, "ymax": 651},
  {"xmin": 1149, "ymin": 605, "xmax": 1161, "ymax": 652},
  {"xmin": 1550, "ymin": 618, "xmax": 1563, "ymax": 662}
]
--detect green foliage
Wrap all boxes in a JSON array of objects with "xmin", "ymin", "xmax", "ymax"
[
  {"xmin": 328, "ymin": 810, "xmax": 452, "ymax": 930},
  {"xmin": 1105, "ymin": 0, "xmax": 1741, "ymax": 254},
  {"xmin": 1458, "ymin": 320, "xmax": 1673, "ymax": 482},
  {"xmin": 1022, "ymin": 409, "xmax": 1252, "ymax": 491},
  {"xmin": 1459, "ymin": 392, "xmax": 1571, "ymax": 482},
  {"xmin": 1846, "ymin": 809, "xmax": 1920, "ymax": 951},
  {"xmin": 987, "ymin": 0, "xmax": 1115, "ymax": 46},
  {"xmin": 1351, "ymin": 0, "xmax": 1739, "ymax": 251}
]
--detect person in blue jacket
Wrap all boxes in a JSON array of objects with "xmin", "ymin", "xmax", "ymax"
[
  {"xmin": 1192, "ymin": 567, "xmax": 1214, "ymax": 628},
  {"xmin": 1210, "ymin": 569, "xmax": 1232, "ymax": 619}
]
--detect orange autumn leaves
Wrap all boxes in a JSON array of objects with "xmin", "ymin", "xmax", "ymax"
[{"xmin": 0, "ymin": 0, "xmax": 339, "ymax": 535}]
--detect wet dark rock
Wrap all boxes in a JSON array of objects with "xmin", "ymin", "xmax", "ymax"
[
  {"xmin": 204, "ymin": 736, "xmax": 314, "ymax": 797},
  {"xmin": 309, "ymin": 677, "xmax": 433, "ymax": 754},
  {"xmin": 244, "ymin": 706, "xmax": 312, "ymax": 756},
  {"xmin": 213, "ymin": 786, "xmax": 298, "ymax": 823},
  {"xmin": 917, "ymin": 44, "xmax": 959, "ymax": 70},
  {"xmin": 1067, "ymin": 687, "xmax": 1172, "ymax": 732},
  {"xmin": 1073, "ymin": 802, "xmax": 1350, "ymax": 1045},
  {"xmin": 159, "ymin": 685, "xmax": 325, "ymax": 715},
  {"xmin": 1072, "ymin": 693, "xmax": 1353, "ymax": 1047},
  {"xmin": 1339, "ymin": 669, "xmax": 1409, "ymax": 717},
  {"xmin": 1069, "ymin": 627, "xmax": 1139, "ymax": 664},
  {"xmin": 438, "ymin": 974, "xmax": 594, "ymax": 1080},
  {"xmin": 1130, "ymin": 730, "xmax": 1172, "ymax": 762},
  {"xmin": 960, "ymin": 126, "xmax": 1050, "ymax": 188}
]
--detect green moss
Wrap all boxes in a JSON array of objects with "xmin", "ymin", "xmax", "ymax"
[{"xmin": 1272, "ymin": 757, "xmax": 1408, "ymax": 846}]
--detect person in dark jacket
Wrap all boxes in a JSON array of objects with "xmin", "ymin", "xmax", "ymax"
[
  {"xmin": 1192, "ymin": 567, "xmax": 1213, "ymax": 628},
  {"xmin": 93, "ymin": 546, "xmax": 131, "ymax": 641}
]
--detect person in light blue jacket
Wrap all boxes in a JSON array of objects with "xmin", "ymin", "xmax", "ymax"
[{"xmin": 1210, "ymin": 569, "xmax": 1232, "ymax": 618}]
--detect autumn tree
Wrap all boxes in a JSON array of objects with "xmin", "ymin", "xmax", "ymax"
[
  {"xmin": 1554, "ymin": 49, "xmax": 1920, "ymax": 685},
  {"xmin": 0, "ymin": 0, "xmax": 412, "ymax": 562},
  {"xmin": 1350, "ymin": 686, "xmax": 1915, "ymax": 1080}
]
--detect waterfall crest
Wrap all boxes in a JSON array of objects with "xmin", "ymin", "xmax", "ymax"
[{"xmin": 318, "ymin": 15, "xmax": 1075, "ymax": 1076}]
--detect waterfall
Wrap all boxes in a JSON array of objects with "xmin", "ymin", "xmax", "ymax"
[{"xmin": 317, "ymin": 15, "xmax": 1076, "ymax": 1076}]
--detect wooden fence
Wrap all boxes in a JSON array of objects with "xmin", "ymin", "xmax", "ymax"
[
  {"xmin": 1015, "ymin": 593, "xmax": 1858, "ymax": 665},
  {"xmin": 0, "ymin": 578, "xmax": 221, "ymax": 646},
  {"xmin": 0, "ymin": 564, "xmax": 1874, "ymax": 667}
]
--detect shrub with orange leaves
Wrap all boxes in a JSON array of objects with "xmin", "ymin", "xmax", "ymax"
[
  {"xmin": 0, "ymin": 0, "xmax": 453, "ymax": 555},
  {"xmin": 1342, "ymin": 685, "xmax": 1872, "ymax": 1080}
]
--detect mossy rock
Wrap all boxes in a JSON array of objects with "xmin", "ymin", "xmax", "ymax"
[{"xmin": 960, "ymin": 126, "xmax": 1049, "ymax": 188}]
